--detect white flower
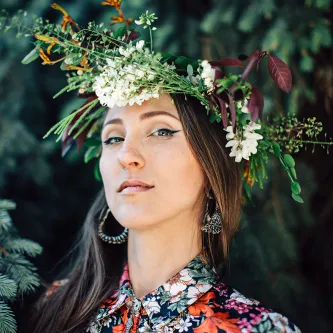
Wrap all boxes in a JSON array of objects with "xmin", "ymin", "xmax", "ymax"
[
  {"xmin": 92, "ymin": 45, "xmax": 174, "ymax": 108},
  {"xmin": 138, "ymin": 320, "xmax": 153, "ymax": 332},
  {"xmin": 200, "ymin": 60, "xmax": 216, "ymax": 92},
  {"xmin": 224, "ymin": 121, "xmax": 263, "ymax": 162},
  {"xmin": 142, "ymin": 296, "xmax": 161, "ymax": 314},
  {"xmin": 237, "ymin": 99, "xmax": 250, "ymax": 113},
  {"xmin": 229, "ymin": 290, "xmax": 259, "ymax": 305},
  {"xmin": 261, "ymin": 312, "xmax": 300, "ymax": 333},
  {"xmin": 135, "ymin": 10, "xmax": 158, "ymax": 29},
  {"xmin": 175, "ymin": 318, "xmax": 192, "ymax": 332}
]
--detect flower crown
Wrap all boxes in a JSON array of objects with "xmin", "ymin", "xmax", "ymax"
[{"xmin": 1, "ymin": 0, "xmax": 330, "ymax": 205}]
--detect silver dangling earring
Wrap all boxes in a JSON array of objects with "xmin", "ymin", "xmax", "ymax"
[
  {"xmin": 98, "ymin": 206, "xmax": 129, "ymax": 244},
  {"xmin": 201, "ymin": 194, "xmax": 222, "ymax": 234}
]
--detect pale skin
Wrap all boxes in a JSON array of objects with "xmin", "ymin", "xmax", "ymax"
[{"xmin": 99, "ymin": 94, "xmax": 206, "ymax": 299}]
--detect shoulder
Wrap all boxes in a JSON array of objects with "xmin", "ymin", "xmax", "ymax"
[
  {"xmin": 207, "ymin": 281, "xmax": 301, "ymax": 333},
  {"xmin": 45, "ymin": 278, "xmax": 69, "ymax": 297}
]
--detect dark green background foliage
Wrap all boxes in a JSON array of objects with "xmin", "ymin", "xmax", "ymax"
[{"xmin": 0, "ymin": 0, "xmax": 332, "ymax": 332}]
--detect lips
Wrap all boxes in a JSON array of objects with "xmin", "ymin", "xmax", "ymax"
[
  {"xmin": 118, "ymin": 180, "xmax": 154, "ymax": 193},
  {"xmin": 120, "ymin": 186, "xmax": 154, "ymax": 194}
]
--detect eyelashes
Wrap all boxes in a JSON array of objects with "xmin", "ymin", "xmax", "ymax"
[{"xmin": 102, "ymin": 128, "xmax": 181, "ymax": 146}]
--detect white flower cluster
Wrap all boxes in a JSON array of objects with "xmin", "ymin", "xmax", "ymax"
[
  {"xmin": 224, "ymin": 121, "xmax": 263, "ymax": 162},
  {"xmin": 200, "ymin": 60, "xmax": 215, "ymax": 92},
  {"xmin": 186, "ymin": 60, "xmax": 216, "ymax": 93},
  {"xmin": 92, "ymin": 40, "xmax": 174, "ymax": 108},
  {"xmin": 135, "ymin": 10, "xmax": 158, "ymax": 30}
]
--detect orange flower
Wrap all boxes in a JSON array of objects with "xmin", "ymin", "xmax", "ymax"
[
  {"xmin": 80, "ymin": 55, "xmax": 90, "ymax": 69},
  {"xmin": 51, "ymin": 3, "xmax": 78, "ymax": 33},
  {"xmin": 101, "ymin": 0, "xmax": 122, "ymax": 9},
  {"xmin": 193, "ymin": 311, "xmax": 241, "ymax": 333},
  {"xmin": 188, "ymin": 292, "xmax": 216, "ymax": 317},
  {"xmin": 101, "ymin": 0, "xmax": 133, "ymax": 28},
  {"xmin": 64, "ymin": 65, "xmax": 91, "ymax": 72},
  {"xmin": 111, "ymin": 15, "xmax": 133, "ymax": 25},
  {"xmin": 112, "ymin": 323, "xmax": 125, "ymax": 333},
  {"xmin": 35, "ymin": 34, "xmax": 60, "ymax": 54},
  {"xmin": 243, "ymin": 165, "xmax": 255, "ymax": 187},
  {"xmin": 39, "ymin": 48, "xmax": 66, "ymax": 65}
]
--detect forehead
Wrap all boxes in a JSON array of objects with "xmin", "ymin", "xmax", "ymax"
[{"xmin": 103, "ymin": 94, "xmax": 179, "ymax": 124}]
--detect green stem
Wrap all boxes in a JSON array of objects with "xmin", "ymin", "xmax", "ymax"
[
  {"xmin": 278, "ymin": 139, "xmax": 333, "ymax": 145},
  {"xmin": 149, "ymin": 28, "xmax": 153, "ymax": 52}
]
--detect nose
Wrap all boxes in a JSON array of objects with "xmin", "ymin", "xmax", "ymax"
[{"xmin": 117, "ymin": 138, "xmax": 145, "ymax": 170}]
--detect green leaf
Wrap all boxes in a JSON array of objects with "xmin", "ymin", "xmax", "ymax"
[
  {"xmin": 291, "ymin": 182, "xmax": 301, "ymax": 194},
  {"xmin": 311, "ymin": 22, "xmax": 332, "ymax": 53},
  {"xmin": 84, "ymin": 146, "xmax": 100, "ymax": 164},
  {"xmin": 175, "ymin": 56, "xmax": 190, "ymax": 69},
  {"xmin": 292, "ymin": 193, "xmax": 304, "ymax": 203},
  {"xmin": 187, "ymin": 64, "xmax": 193, "ymax": 76},
  {"xmin": 272, "ymin": 142, "xmax": 281, "ymax": 157},
  {"xmin": 114, "ymin": 25, "xmax": 127, "ymax": 38},
  {"xmin": 94, "ymin": 159, "xmax": 102, "ymax": 182},
  {"xmin": 300, "ymin": 55, "xmax": 314, "ymax": 72},
  {"xmin": 21, "ymin": 48, "xmax": 39, "ymax": 65},
  {"xmin": 290, "ymin": 167, "xmax": 297, "ymax": 179},
  {"xmin": 283, "ymin": 154, "xmax": 295, "ymax": 168},
  {"xmin": 85, "ymin": 137, "xmax": 101, "ymax": 147}
]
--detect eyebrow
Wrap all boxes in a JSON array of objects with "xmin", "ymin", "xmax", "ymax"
[{"xmin": 103, "ymin": 110, "xmax": 180, "ymax": 128}]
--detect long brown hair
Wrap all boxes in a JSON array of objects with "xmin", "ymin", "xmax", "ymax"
[{"xmin": 29, "ymin": 93, "xmax": 243, "ymax": 333}]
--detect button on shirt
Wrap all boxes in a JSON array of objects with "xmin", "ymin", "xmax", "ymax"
[{"xmin": 82, "ymin": 252, "xmax": 302, "ymax": 333}]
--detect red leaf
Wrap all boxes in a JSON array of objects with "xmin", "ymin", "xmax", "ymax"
[
  {"xmin": 210, "ymin": 58, "xmax": 244, "ymax": 68},
  {"xmin": 268, "ymin": 55, "xmax": 292, "ymax": 93},
  {"xmin": 244, "ymin": 50, "xmax": 260, "ymax": 62},
  {"xmin": 214, "ymin": 67, "xmax": 224, "ymax": 82},
  {"xmin": 248, "ymin": 84, "xmax": 264, "ymax": 122},
  {"xmin": 214, "ymin": 93, "xmax": 228, "ymax": 128},
  {"xmin": 125, "ymin": 30, "xmax": 139, "ymax": 43}
]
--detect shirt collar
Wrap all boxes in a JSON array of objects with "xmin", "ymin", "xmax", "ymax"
[{"xmin": 98, "ymin": 249, "xmax": 219, "ymax": 330}]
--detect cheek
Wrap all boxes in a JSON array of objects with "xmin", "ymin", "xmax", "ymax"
[
  {"xmin": 99, "ymin": 152, "xmax": 117, "ymax": 190},
  {"xmin": 152, "ymin": 141, "xmax": 205, "ymax": 199}
]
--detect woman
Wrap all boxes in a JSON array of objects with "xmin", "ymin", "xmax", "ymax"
[
  {"xmin": 29, "ymin": 93, "xmax": 301, "ymax": 333},
  {"xmin": 19, "ymin": 2, "xmax": 309, "ymax": 332}
]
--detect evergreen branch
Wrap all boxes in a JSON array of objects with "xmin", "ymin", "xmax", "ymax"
[
  {"xmin": 3, "ymin": 239, "xmax": 43, "ymax": 258},
  {"xmin": 0, "ymin": 301, "xmax": 16, "ymax": 333},
  {"xmin": 0, "ymin": 210, "xmax": 12, "ymax": 233},
  {"xmin": 0, "ymin": 275, "xmax": 17, "ymax": 301},
  {"xmin": 5, "ymin": 258, "xmax": 40, "ymax": 294},
  {"xmin": 0, "ymin": 201, "xmax": 16, "ymax": 211}
]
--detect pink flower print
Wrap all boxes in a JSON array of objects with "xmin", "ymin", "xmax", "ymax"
[
  {"xmin": 214, "ymin": 281, "xmax": 227, "ymax": 293},
  {"xmin": 249, "ymin": 313, "xmax": 262, "ymax": 325},
  {"xmin": 225, "ymin": 299, "xmax": 251, "ymax": 314},
  {"xmin": 255, "ymin": 306, "xmax": 271, "ymax": 313},
  {"xmin": 237, "ymin": 318, "xmax": 253, "ymax": 331}
]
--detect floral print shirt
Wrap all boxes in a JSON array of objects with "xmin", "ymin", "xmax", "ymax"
[{"xmin": 47, "ymin": 252, "xmax": 301, "ymax": 333}]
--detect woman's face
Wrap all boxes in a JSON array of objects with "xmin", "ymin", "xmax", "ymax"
[{"xmin": 100, "ymin": 94, "xmax": 206, "ymax": 230}]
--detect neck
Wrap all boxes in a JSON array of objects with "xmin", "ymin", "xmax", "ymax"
[{"xmin": 127, "ymin": 213, "xmax": 202, "ymax": 300}]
